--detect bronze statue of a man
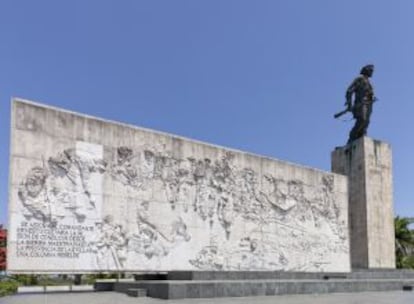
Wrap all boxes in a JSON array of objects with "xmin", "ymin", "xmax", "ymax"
[{"xmin": 344, "ymin": 64, "xmax": 376, "ymax": 144}]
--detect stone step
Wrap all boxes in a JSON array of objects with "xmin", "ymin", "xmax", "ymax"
[
  {"xmin": 350, "ymin": 269, "xmax": 414, "ymax": 279},
  {"xmin": 166, "ymin": 270, "xmax": 414, "ymax": 281},
  {"xmin": 114, "ymin": 278, "xmax": 414, "ymax": 299},
  {"xmin": 167, "ymin": 271, "xmax": 345, "ymax": 281},
  {"xmin": 126, "ymin": 288, "xmax": 147, "ymax": 297}
]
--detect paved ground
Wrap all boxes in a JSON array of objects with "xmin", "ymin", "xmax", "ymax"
[{"xmin": 2, "ymin": 291, "xmax": 414, "ymax": 304}]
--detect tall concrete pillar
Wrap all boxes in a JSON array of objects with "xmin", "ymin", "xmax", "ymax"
[{"xmin": 332, "ymin": 137, "xmax": 395, "ymax": 268}]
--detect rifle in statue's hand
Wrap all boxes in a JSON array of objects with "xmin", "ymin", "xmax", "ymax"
[
  {"xmin": 334, "ymin": 105, "xmax": 352, "ymax": 119},
  {"xmin": 334, "ymin": 97, "xmax": 378, "ymax": 119}
]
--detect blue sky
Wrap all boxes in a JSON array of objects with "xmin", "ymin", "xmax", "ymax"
[{"xmin": 1, "ymin": 1, "xmax": 413, "ymax": 226}]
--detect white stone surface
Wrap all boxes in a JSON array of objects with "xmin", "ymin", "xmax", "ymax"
[
  {"xmin": 17, "ymin": 286, "xmax": 45, "ymax": 293},
  {"xmin": 8, "ymin": 99, "xmax": 350, "ymax": 272},
  {"xmin": 331, "ymin": 137, "xmax": 395, "ymax": 268},
  {"xmin": 46, "ymin": 286, "xmax": 71, "ymax": 292}
]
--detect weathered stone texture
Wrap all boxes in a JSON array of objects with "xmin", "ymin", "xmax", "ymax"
[
  {"xmin": 8, "ymin": 99, "xmax": 350, "ymax": 272},
  {"xmin": 332, "ymin": 137, "xmax": 395, "ymax": 268}
]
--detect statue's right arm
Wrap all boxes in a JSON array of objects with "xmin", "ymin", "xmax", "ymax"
[{"xmin": 345, "ymin": 77, "xmax": 361, "ymax": 108}]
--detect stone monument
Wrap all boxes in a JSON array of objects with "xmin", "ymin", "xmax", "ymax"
[
  {"xmin": 6, "ymin": 97, "xmax": 406, "ymax": 299},
  {"xmin": 333, "ymin": 64, "xmax": 395, "ymax": 269},
  {"xmin": 7, "ymin": 98, "xmax": 350, "ymax": 273}
]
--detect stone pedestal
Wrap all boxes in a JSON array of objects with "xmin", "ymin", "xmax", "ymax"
[{"xmin": 332, "ymin": 137, "xmax": 395, "ymax": 268}]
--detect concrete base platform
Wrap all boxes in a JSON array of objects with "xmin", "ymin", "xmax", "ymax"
[
  {"xmin": 166, "ymin": 269, "xmax": 414, "ymax": 280},
  {"xmin": 105, "ymin": 270, "xmax": 414, "ymax": 299},
  {"xmin": 113, "ymin": 279, "xmax": 414, "ymax": 299},
  {"xmin": 4, "ymin": 291, "xmax": 414, "ymax": 304}
]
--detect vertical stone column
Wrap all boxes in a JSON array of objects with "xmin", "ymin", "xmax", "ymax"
[{"xmin": 332, "ymin": 137, "xmax": 395, "ymax": 268}]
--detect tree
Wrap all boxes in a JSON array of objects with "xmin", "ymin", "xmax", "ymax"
[{"xmin": 395, "ymin": 216, "xmax": 414, "ymax": 268}]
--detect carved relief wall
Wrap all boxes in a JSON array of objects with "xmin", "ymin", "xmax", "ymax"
[{"xmin": 8, "ymin": 99, "xmax": 350, "ymax": 272}]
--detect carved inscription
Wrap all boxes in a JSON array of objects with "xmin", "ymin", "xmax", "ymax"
[{"xmin": 16, "ymin": 221, "xmax": 92, "ymax": 258}]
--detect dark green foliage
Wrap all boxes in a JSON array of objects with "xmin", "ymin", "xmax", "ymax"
[
  {"xmin": 395, "ymin": 216, "xmax": 414, "ymax": 268},
  {"xmin": 12, "ymin": 274, "xmax": 38, "ymax": 286},
  {"xmin": 0, "ymin": 281, "xmax": 18, "ymax": 297},
  {"xmin": 36, "ymin": 275, "xmax": 72, "ymax": 286}
]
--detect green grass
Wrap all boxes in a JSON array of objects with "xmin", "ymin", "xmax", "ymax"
[{"xmin": 0, "ymin": 281, "xmax": 19, "ymax": 297}]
